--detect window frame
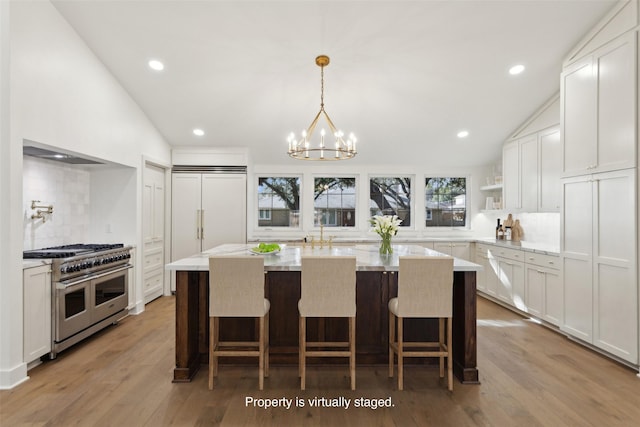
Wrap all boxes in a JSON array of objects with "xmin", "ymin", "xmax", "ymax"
[
  {"xmin": 424, "ymin": 176, "xmax": 469, "ymax": 229},
  {"xmin": 368, "ymin": 175, "xmax": 414, "ymax": 229},
  {"xmin": 312, "ymin": 175, "xmax": 358, "ymax": 229},
  {"xmin": 256, "ymin": 175, "xmax": 303, "ymax": 229}
]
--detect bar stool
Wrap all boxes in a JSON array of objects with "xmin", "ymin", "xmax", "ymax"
[
  {"xmin": 388, "ymin": 256, "xmax": 454, "ymax": 391},
  {"xmin": 298, "ymin": 256, "xmax": 357, "ymax": 390},
  {"xmin": 208, "ymin": 256, "xmax": 269, "ymax": 390}
]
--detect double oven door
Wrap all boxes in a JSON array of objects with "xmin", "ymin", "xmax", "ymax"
[{"xmin": 55, "ymin": 265, "xmax": 130, "ymax": 343}]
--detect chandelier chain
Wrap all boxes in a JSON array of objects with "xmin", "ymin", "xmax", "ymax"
[{"xmin": 320, "ymin": 65, "xmax": 325, "ymax": 109}]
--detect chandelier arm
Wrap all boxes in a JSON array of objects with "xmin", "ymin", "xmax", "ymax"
[
  {"xmin": 320, "ymin": 109, "xmax": 339, "ymax": 135},
  {"xmin": 305, "ymin": 108, "xmax": 324, "ymax": 140}
]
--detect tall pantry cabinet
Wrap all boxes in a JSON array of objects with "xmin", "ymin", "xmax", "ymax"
[{"xmin": 560, "ymin": 9, "xmax": 638, "ymax": 365}]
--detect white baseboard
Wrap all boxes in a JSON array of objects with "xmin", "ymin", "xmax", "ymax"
[{"xmin": 0, "ymin": 362, "xmax": 28, "ymax": 390}]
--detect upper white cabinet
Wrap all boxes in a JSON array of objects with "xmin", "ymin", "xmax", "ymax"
[
  {"xmin": 561, "ymin": 32, "xmax": 636, "ymax": 177},
  {"xmin": 503, "ymin": 127, "xmax": 561, "ymax": 212},
  {"xmin": 538, "ymin": 128, "xmax": 562, "ymax": 211},
  {"xmin": 503, "ymin": 138, "xmax": 523, "ymax": 211}
]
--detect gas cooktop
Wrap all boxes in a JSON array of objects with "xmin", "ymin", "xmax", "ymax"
[{"xmin": 23, "ymin": 243, "xmax": 125, "ymax": 259}]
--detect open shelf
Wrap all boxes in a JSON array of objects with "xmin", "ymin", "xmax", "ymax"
[{"xmin": 480, "ymin": 184, "xmax": 503, "ymax": 191}]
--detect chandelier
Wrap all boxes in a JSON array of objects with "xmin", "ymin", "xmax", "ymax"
[{"xmin": 287, "ymin": 55, "xmax": 357, "ymax": 160}]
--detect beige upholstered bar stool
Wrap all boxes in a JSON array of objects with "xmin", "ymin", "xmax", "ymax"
[
  {"xmin": 298, "ymin": 256, "xmax": 357, "ymax": 390},
  {"xmin": 208, "ymin": 256, "xmax": 270, "ymax": 390},
  {"xmin": 388, "ymin": 256, "xmax": 454, "ymax": 391}
]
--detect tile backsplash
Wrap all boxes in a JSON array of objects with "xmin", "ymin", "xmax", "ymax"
[{"xmin": 23, "ymin": 156, "xmax": 90, "ymax": 249}]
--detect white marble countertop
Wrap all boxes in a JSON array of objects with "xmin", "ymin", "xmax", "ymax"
[
  {"xmin": 474, "ymin": 238, "xmax": 559, "ymax": 255},
  {"xmin": 166, "ymin": 243, "xmax": 482, "ymax": 272}
]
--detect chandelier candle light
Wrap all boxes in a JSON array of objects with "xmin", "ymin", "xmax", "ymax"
[
  {"xmin": 370, "ymin": 215, "xmax": 402, "ymax": 255},
  {"xmin": 287, "ymin": 55, "xmax": 357, "ymax": 160}
]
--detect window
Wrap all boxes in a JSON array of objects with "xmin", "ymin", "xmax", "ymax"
[
  {"xmin": 425, "ymin": 177, "xmax": 467, "ymax": 227},
  {"xmin": 369, "ymin": 177, "xmax": 411, "ymax": 226},
  {"xmin": 257, "ymin": 177, "xmax": 300, "ymax": 227},
  {"xmin": 313, "ymin": 177, "xmax": 356, "ymax": 227},
  {"xmin": 258, "ymin": 209, "xmax": 271, "ymax": 220}
]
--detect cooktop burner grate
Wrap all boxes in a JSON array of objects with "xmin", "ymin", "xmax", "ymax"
[{"xmin": 23, "ymin": 243, "xmax": 125, "ymax": 259}]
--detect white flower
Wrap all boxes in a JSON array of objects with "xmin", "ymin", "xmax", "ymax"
[{"xmin": 369, "ymin": 215, "xmax": 402, "ymax": 238}]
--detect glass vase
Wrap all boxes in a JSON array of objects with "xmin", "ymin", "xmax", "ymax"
[{"xmin": 379, "ymin": 235, "xmax": 393, "ymax": 255}]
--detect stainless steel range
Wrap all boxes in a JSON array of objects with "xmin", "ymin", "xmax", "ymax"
[{"xmin": 23, "ymin": 244, "xmax": 132, "ymax": 358}]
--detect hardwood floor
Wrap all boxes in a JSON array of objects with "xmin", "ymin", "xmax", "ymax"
[{"xmin": 2, "ymin": 295, "xmax": 639, "ymax": 426}]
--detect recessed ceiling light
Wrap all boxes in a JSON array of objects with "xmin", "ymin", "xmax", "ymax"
[
  {"xmin": 148, "ymin": 59, "xmax": 164, "ymax": 71},
  {"xmin": 457, "ymin": 130, "xmax": 469, "ymax": 138},
  {"xmin": 509, "ymin": 64, "xmax": 525, "ymax": 75},
  {"xmin": 193, "ymin": 128, "xmax": 205, "ymax": 136}
]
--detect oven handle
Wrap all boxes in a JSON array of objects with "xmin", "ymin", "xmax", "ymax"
[{"xmin": 56, "ymin": 264, "xmax": 132, "ymax": 289}]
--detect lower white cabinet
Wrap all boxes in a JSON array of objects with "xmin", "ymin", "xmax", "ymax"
[
  {"xmin": 475, "ymin": 244, "xmax": 497, "ymax": 297},
  {"xmin": 524, "ymin": 253, "xmax": 562, "ymax": 326},
  {"xmin": 433, "ymin": 241, "xmax": 472, "ymax": 261},
  {"xmin": 23, "ymin": 264, "xmax": 51, "ymax": 364},
  {"xmin": 476, "ymin": 243, "xmax": 561, "ymax": 325},
  {"xmin": 493, "ymin": 249, "xmax": 525, "ymax": 309},
  {"xmin": 561, "ymin": 169, "xmax": 637, "ymax": 363}
]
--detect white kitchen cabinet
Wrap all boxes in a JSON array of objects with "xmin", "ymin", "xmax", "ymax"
[
  {"xmin": 475, "ymin": 244, "xmax": 498, "ymax": 298},
  {"xmin": 23, "ymin": 264, "xmax": 51, "ymax": 365},
  {"xmin": 142, "ymin": 163, "xmax": 166, "ymax": 303},
  {"xmin": 561, "ymin": 33, "xmax": 636, "ymax": 177},
  {"xmin": 561, "ymin": 169, "xmax": 637, "ymax": 363},
  {"xmin": 519, "ymin": 135, "xmax": 539, "ymax": 212},
  {"xmin": 503, "ymin": 140, "xmax": 520, "ymax": 211},
  {"xmin": 538, "ymin": 127, "xmax": 562, "ymax": 212},
  {"xmin": 524, "ymin": 252, "xmax": 561, "ymax": 326},
  {"xmin": 503, "ymin": 127, "xmax": 561, "ymax": 213},
  {"xmin": 433, "ymin": 241, "xmax": 472, "ymax": 261},
  {"xmin": 496, "ymin": 253, "xmax": 525, "ymax": 310},
  {"xmin": 171, "ymin": 172, "xmax": 246, "ymax": 274}
]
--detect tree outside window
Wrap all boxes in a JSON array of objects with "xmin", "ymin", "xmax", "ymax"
[
  {"xmin": 257, "ymin": 177, "xmax": 300, "ymax": 227},
  {"xmin": 369, "ymin": 177, "xmax": 411, "ymax": 226},
  {"xmin": 313, "ymin": 177, "xmax": 356, "ymax": 227},
  {"xmin": 425, "ymin": 177, "xmax": 466, "ymax": 227}
]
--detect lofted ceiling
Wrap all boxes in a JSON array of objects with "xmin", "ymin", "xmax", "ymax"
[{"xmin": 50, "ymin": 0, "xmax": 618, "ymax": 167}]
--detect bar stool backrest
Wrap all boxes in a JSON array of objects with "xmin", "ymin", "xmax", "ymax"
[
  {"xmin": 209, "ymin": 255, "xmax": 265, "ymax": 317},
  {"xmin": 397, "ymin": 256, "xmax": 454, "ymax": 318},
  {"xmin": 299, "ymin": 256, "xmax": 356, "ymax": 318}
]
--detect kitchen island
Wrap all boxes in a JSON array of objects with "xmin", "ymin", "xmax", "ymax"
[{"xmin": 166, "ymin": 244, "xmax": 481, "ymax": 384}]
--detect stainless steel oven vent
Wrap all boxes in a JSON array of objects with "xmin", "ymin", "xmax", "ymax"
[{"xmin": 23, "ymin": 145, "xmax": 104, "ymax": 165}]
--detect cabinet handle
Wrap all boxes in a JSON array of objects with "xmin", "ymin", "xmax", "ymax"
[
  {"xmin": 201, "ymin": 209, "xmax": 205, "ymax": 240},
  {"xmin": 196, "ymin": 209, "xmax": 201, "ymax": 239}
]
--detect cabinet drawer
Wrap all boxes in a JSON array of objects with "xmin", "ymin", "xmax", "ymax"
[
  {"xmin": 476, "ymin": 243, "xmax": 491, "ymax": 256},
  {"xmin": 491, "ymin": 247, "xmax": 523, "ymax": 262},
  {"xmin": 144, "ymin": 270, "xmax": 163, "ymax": 291},
  {"xmin": 524, "ymin": 252, "xmax": 559, "ymax": 270},
  {"xmin": 143, "ymin": 249, "xmax": 164, "ymax": 272}
]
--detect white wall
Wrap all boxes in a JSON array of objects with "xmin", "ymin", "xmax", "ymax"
[
  {"xmin": 0, "ymin": 0, "xmax": 29, "ymax": 390},
  {"xmin": 1, "ymin": 0, "xmax": 171, "ymax": 389}
]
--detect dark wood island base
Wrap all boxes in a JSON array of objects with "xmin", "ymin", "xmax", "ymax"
[{"xmin": 173, "ymin": 269, "xmax": 479, "ymax": 385}]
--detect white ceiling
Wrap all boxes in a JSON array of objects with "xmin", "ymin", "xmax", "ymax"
[{"xmin": 51, "ymin": 0, "xmax": 617, "ymax": 167}]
